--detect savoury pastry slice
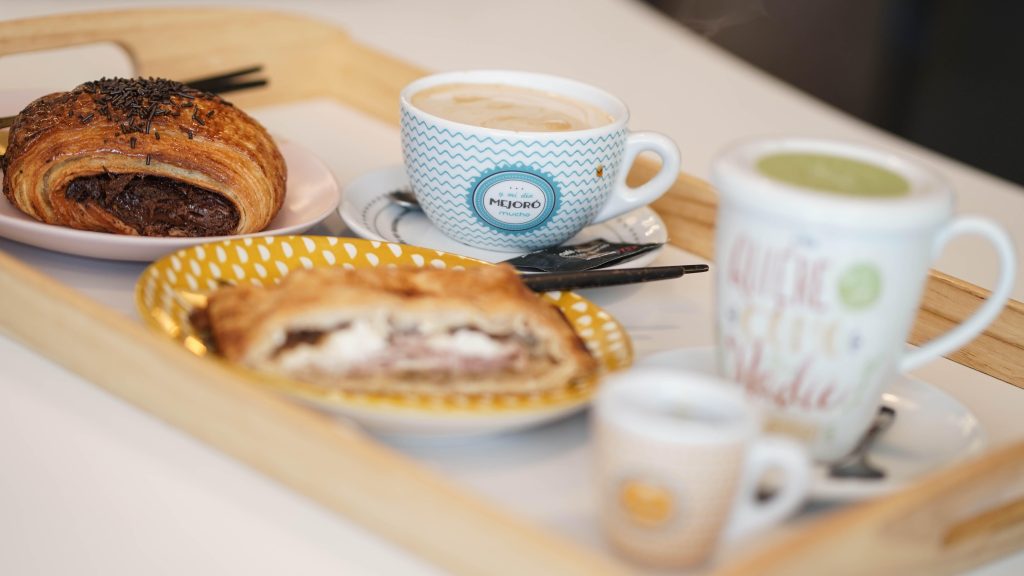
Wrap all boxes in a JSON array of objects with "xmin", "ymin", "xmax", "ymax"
[
  {"xmin": 204, "ymin": 265, "xmax": 598, "ymax": 395},
  {"xmin": 1, "ymin": 77, "xmax": 286, "ymax": 236}
]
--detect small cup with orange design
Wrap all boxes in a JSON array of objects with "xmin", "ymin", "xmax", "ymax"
[{"xmin": 592, "ymin": 368, "xmax": 811, "ymax": 568}]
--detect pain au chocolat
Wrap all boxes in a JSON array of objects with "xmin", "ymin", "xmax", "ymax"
[
  {"xmin": 1, "ymin": 77, "xmax": 285, "ymax": 237},
  {"xmin": 203, "ymin": 265, "xmax": 598, "ymax": 395}
]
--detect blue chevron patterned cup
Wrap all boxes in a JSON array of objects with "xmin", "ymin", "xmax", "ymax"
[{"xmin": 401, "ymin": 70, "xmax": 680, "ymax": 252}]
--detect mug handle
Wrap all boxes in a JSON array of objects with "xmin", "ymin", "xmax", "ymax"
[
  {"xmin": 900, "ymin": 216, "xmax": 1017, "ymax": 372},
  {"xmin": 591, "ymin": 131, "xmax": 680, "ymax": 224},
  {"xmin": 724, "ymin": 436, "xmax": 810, "ymax": 541}
]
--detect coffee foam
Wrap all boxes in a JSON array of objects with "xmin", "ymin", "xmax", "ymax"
[{"xmin": 411, "ymin": 83, "xmax": 615, "ymax": 132}]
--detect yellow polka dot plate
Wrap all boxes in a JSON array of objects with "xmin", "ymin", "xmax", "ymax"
[{"xmin": 135, "ymin": 236, "xmax": 633, "ymax": 436}]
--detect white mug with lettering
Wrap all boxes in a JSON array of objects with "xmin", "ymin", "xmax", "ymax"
[
  {"xmin": 400, "ymin": 70, "xmax": 680, "ymax": 252},
  {"xmin": 712, "ymin": 138, "xmax": 1016, "ymax": 462}
]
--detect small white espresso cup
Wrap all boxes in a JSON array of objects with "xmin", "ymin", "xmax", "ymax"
[
  {"xmin": 593, "ymin": 368, "xmax": 810, "ymax": 568},
  {"xmin": 400, "ymin": 70, "xmax": 680, "ymax": 252},
  {"xmin": 712, "ymin": 138, "xmax": 1017, "ymax": 462}
]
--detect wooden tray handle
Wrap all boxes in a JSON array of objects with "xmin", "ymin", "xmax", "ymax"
[{"xmin": 0, "ymin": 8, "xmax": 423, "ymax": 124}]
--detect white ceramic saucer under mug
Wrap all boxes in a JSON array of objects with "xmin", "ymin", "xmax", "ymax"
[
  {"xmin": 639, "ymin": 347, "xmax": 987, "ymax": 501},
  {"xmin": 339, "ymin": 165, "xmax": 668, "ymax": 267}
]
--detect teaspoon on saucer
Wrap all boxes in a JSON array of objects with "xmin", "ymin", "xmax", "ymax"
[
  {"xmin": 828, "ymin": 406, "xmax": 897, "ymax": 480},
  {"xmin": 387, "ymin": 188, "xmax": 420, "ymax": 209},
  {"xmin": 385, "ymin": 188, "xmax": 667, "ymax": 272}
]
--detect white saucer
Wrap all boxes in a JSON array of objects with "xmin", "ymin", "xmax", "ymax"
[
  {"xmin": 0, "ymin": 91, "xmax": 340, "ymax": 262},
  {"xmin": 339, "ymin": 165, "xmax": 668, "ymax": 267},
  {"xmin": 639, "ymin": 347, "xmax": 987, "ymax": 501}
]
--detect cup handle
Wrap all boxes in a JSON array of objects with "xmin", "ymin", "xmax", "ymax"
[
  {"xmin": 590, "ymin": 131, "xmax": 680, "ymax": 224},
  {"xmin": 900, "ymin": 216, "xmax": 1017, "ymax": 372},
  {"xmin": 724, "ymin": 436, "xmax": 810, "ymax": 542}
]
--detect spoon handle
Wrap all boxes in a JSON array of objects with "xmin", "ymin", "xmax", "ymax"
[
  {"xmin": 828, "ymin": 406, "xmax": 897, "ymax": 479},
  {"xmin": 521, "ymin": 264, "xmax": 709, "ymax": 292}
]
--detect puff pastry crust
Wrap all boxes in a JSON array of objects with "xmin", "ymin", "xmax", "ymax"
[
  {"xmin": 1, "ymin": 77, "xmax": 286, "ymax": 236},
  {"xmin": 204, "ymin": 265, "xmax": 598, "ymax": 395}
]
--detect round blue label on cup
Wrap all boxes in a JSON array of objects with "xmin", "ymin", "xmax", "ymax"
[{"xmin": 470, "ymin": 166, "xmax": 559, "ymax": 233}]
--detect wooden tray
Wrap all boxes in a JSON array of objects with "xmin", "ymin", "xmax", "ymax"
[{"xmin": 1, "ymin": 8, "xmax": 1022, "ymax": 575}]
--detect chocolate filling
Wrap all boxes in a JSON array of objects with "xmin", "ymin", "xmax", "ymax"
[
  {"xmin": 276, "ymin": 328, "xmax": 336, "ymax": 355},
  {"xmin": 66, "ymin": 173, "xmax": 239, "ymax": 236}
]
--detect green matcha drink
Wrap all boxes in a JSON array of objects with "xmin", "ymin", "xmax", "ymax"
[{"xmin": 756, "ymin": 152, "xmax": 910, "ymax": 198}]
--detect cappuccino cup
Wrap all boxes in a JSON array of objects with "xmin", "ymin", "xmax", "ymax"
[
  {"xmin": 712, "ymin": 138, "xmax": 1017, "ymax": 462},
  {"xmin": 400, "ymin": 70, "xmax": 680, "ymax": 252}
]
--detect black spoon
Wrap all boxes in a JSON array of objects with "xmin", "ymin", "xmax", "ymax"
[{"xmin": 828, "ymin": 406, "xmax": 897, "ymax": 480}]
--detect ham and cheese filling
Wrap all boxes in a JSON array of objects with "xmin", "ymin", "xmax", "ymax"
[{"xmin": 272, "ymin": 319, "xmax": 542, "ymax": 377}]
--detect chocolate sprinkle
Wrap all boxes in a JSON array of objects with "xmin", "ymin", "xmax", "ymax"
[
  {"xmin": 146, "ymin": 154, "xmax": 152, "ymax": 166},
  {"xmin": 70, "ymin": 77, "xmax": 221, "ymax": 146}
]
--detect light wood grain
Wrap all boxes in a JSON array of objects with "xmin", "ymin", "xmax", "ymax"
[
  {"xmin": 0, "ymin": 248, "xmax": 632, "ymax": 576},
  {"xmin": 1, "ymin": 7, "xmax": 1023, "ymax": 576},
  {"xmin": 1, "ymin": 7, "xmax": 1020, "ymax": 385},
  {"xmin": 712, "ymin": 441, "xmax": 1024, "ymax": 576}
]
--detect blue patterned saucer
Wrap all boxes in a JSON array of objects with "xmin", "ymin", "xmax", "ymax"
[{"xmin": 339, "ymin": 165, "xmax": 668, "ymax": 267}]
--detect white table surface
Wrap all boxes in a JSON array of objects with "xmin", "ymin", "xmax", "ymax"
[{"xmin": 1, "ymin": 1, "xmax": 1022, "ymax": 574}]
